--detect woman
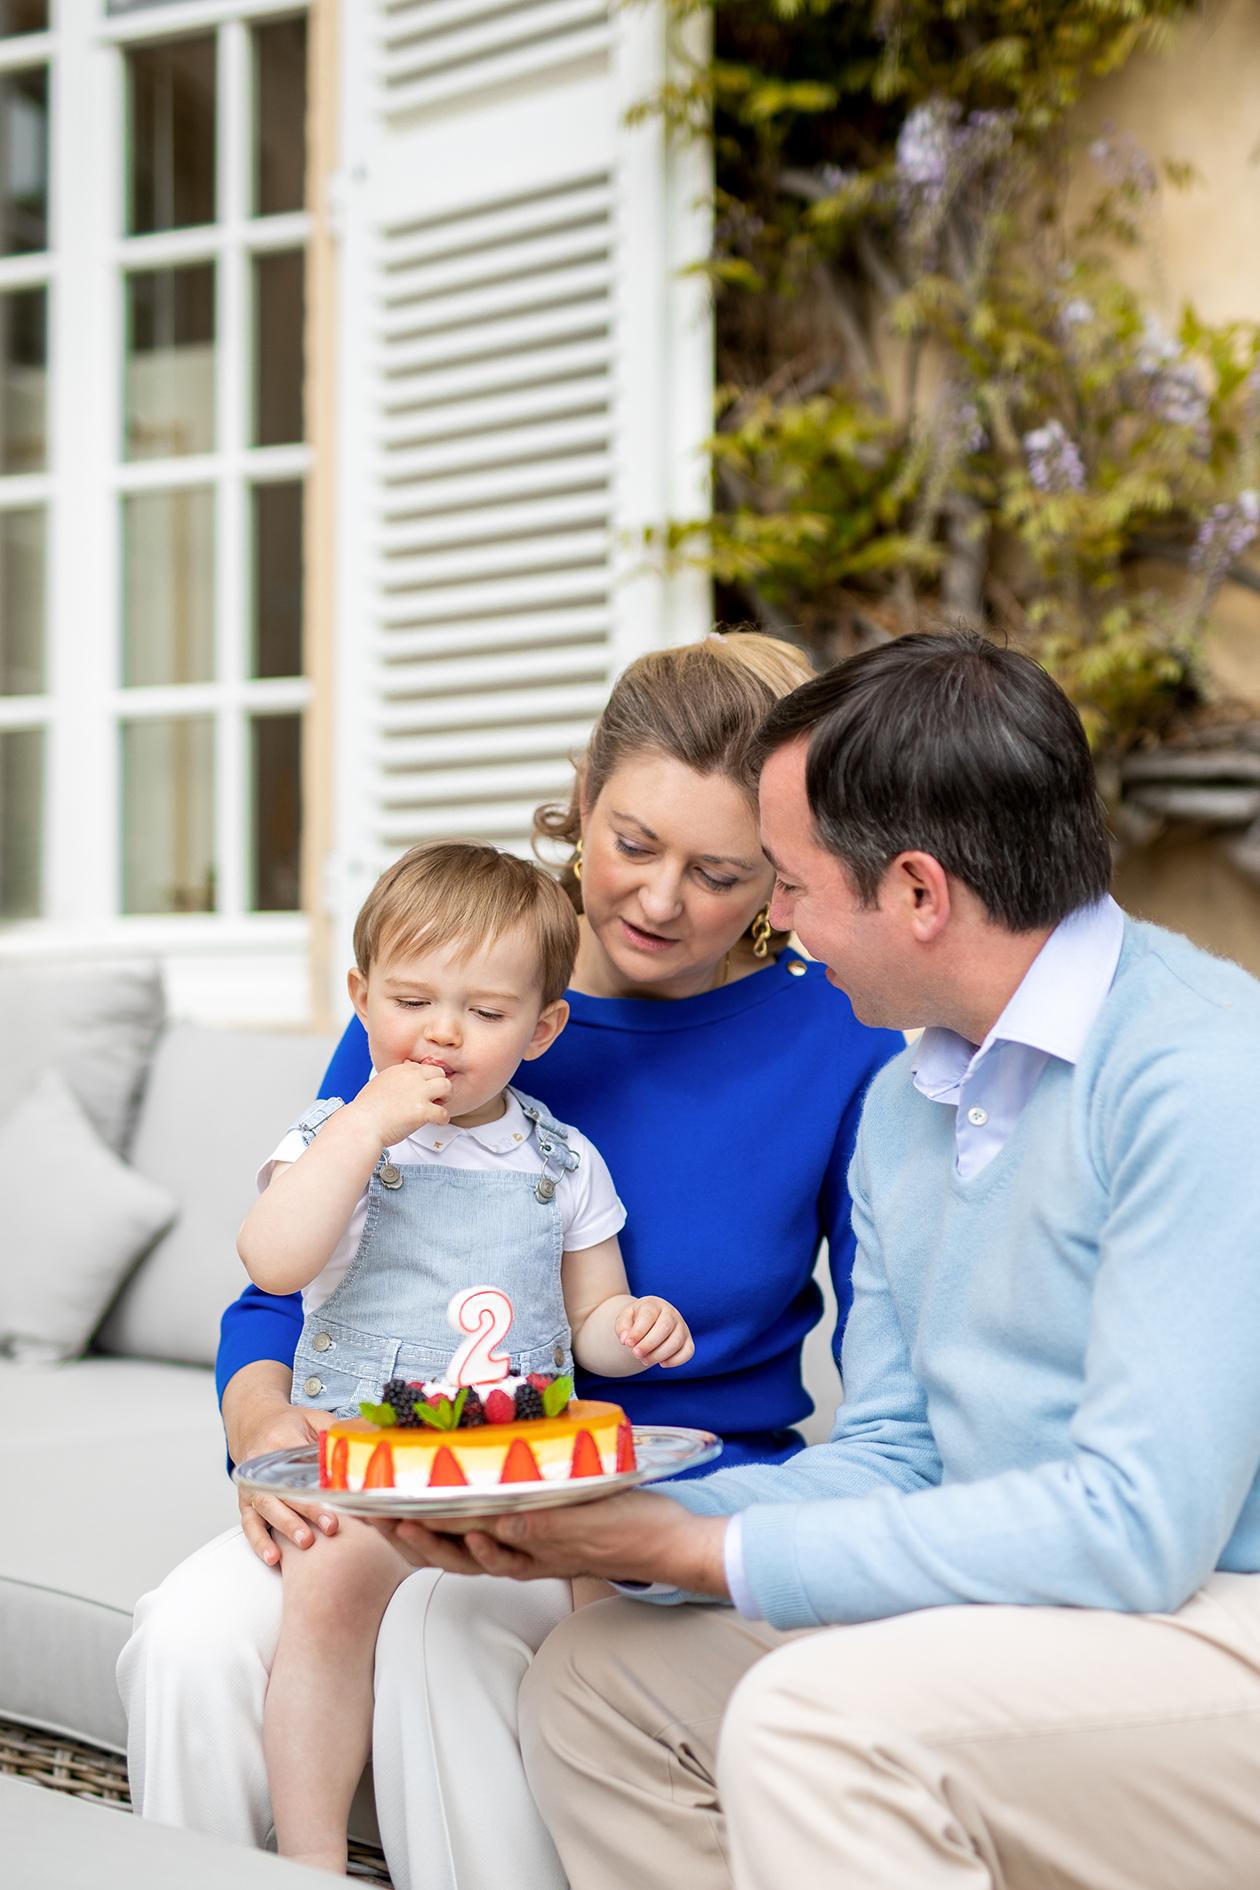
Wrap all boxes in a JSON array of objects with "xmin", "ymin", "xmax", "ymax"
[{"xmin": 118, "ymin": 631, "xmax": 901, "ymax": 1889}]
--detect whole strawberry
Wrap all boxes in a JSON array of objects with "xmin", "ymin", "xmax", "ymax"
[{"xmin": 484, "ymin": 1388, "xmax": 516, "ymax": 1425}]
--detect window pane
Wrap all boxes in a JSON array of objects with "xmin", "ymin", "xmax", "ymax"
[
  {"xmin": 126, "ymin": 35, "xmax": 215, "ymax": 236},
  {"xmin": 252, "ymin": 481, "xmax": 302, "ymax": 678},
  {"xmin": 0, "ymin": 4, "xmax": 47, "ymax": 36},
  {"xmin": 251, "ymin": 712, "xmax": 300, "ymax": 910},
  {"xmin": 0, "ymin": 725, "xmax": 41, "ymax": 917},
  {"xmin": 0, "ymin": 66, "xmax": 48, "ymax": 255},
  {"xmin": 125, "ymin": 263, "xmax": 215, "ymax": 459},
  {"xmin": 123, "ymin": 487, "xmax": 215, "ymax": 686},
  {"xmin": 122, "ymin": 715, "xmax": 215, "ymax": 913},
  {"xmin": 254, "ymin": 19, "xmax": 307, "ymax": 217},
  {"xmin": 254, "ymin": 249, "xmax": 304, "ymax": 445},
  {"xmin": 0, "ymin": 505, "xmax": 43, "ymax": 693},
  {"xmin": 1, "ymin": 284, "xmax": 45, "ymax": 472}
]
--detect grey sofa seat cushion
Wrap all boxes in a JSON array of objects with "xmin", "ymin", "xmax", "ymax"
[
  {"xmin": 95, "ymin": 1023, "xmax": 337, "ymax": 1368},
  {"xmin": 0, "ymin": 1356, "xmax": 237, "ymax": 1749},
  {"xmin": 3, "ymin": 1775, "xmax": 335, "ymax": 1889},
  {"xmin": 0, "ymin": 960, "xmax": 164, "ymax": 1156}
]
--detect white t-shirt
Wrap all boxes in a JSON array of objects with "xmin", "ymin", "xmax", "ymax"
[{"xmin": 258, "ymin": 1087, "xmax": 627, "ymax": 1315}]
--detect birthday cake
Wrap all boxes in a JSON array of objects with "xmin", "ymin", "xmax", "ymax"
[
  {"xmin": 319, "ymin": 1375, "xmax": 635, "ymax": 1494},
  {"xmin": 317, "ymin": 1287, "xmax": 636, "ymax": 1494}
]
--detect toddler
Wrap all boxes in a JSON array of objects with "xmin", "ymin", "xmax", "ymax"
[{"xmin": 237, "ymin": 840, "xmax": 692, "ymax": 1875}]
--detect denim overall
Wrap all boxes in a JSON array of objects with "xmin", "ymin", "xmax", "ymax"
[{"xmin": 289, "ymin": 1086, "xmax": 581, "ymax": 1417}]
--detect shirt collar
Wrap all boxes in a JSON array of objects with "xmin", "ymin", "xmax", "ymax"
[
  {"xmin": 368, "ymin": 1080, "xmax": 532, "ymax": 1156},
  {"xmin": 913, "ymin": 895, "xmax": 1126, "ymax": 1095}
]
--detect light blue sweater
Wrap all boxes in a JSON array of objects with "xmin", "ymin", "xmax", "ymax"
[{"xmin": 667, "ymin": 919, "xmax": 1260, "ymax": 1630}]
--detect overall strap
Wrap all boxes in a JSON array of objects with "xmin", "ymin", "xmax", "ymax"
[
  {"xmin": 509, "ymin": 1085, "xmax": 582, "ymax": 1201},
  {"xmin": 289, "ymin": 1096, "xmax": 346, "ymax": 1147}
]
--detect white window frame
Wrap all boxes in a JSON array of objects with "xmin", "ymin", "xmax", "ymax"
[{"xmin": 0, "ymin": 0, "xmax": 314, "ymax": 1025}]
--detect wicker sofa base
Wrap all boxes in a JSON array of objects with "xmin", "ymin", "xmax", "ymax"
[{"xmin": 0, "ymin": 1718, "xmax": 392, "ymax": 1886}]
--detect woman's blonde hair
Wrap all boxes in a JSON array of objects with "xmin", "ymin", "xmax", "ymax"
[{"xmin": 534, "ymin": 630, "xmax": 815, "ymax": 933}]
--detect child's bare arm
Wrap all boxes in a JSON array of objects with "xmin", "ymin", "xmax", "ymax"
[
  {"xmin": 237, "ymin": 1063, "xmax": 452, "ymax": 1293},
  {"xmin": 562, "ymin": 1236, "xmax": 694, "ymax": 1378}
]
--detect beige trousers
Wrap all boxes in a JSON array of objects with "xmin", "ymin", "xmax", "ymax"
[{"xmin": 519, "ymin": 1573, "xmax": 1260, "ymax": 1890}]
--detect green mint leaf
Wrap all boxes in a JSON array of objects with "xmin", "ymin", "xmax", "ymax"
[
  {"xmin": 542, "ymin": 1375, "xmax": 574, "ymax": 1418},
  {"xmin": 411, "ymin": 1401, "xmax": 449, "ymax": 1430},
  {"xmin": 450, "ymin": 1387, "xmax": 468, "ymax": 1428},
  {"xmin": 358, "ymin": 1401, "xmax": 396, "ymax": 1428}
]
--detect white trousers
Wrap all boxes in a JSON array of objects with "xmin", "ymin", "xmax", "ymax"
[{"xmin": 116, "ymin": 1526, "xmax": 573, "ymax": 1890}]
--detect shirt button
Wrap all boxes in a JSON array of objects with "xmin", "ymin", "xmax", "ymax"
[
  {"xmin": 787, "ymin": 961, "xmax": 806, "ymax": 977},
  {"xmin": 513, "ymin": 1132, "xmax": 523, "ymax": 1141},
  {"xmin": 312, "ymin": 1332, "xmax": 332, "ymax": 1352},
  {"xmin": 303, "ymin": 1376, "xmax": 324, "ymax": 1397},
  {"xmin": 432, "ymin": 1141, "xmax": 443, "ymax": 1149},
  {"xmin": 966, "ymin": 1105, "xmax": 989, "ymax": 1127}
]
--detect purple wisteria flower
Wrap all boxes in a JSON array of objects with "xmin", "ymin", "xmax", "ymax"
[
  {"xmin": 1190, "ymin": 490, "xmax": 1260, "ymax": 578},
  {"xmin": 1023, "ymin": 421, "xmax": 1086, "ymax": 494},
  {"xmin": 895, "ymin": 100, "xmax": 1015, "ymax": 215},
  {"xmin": 896, "ymin": 100, "xmax": 957, "ymax": 206},
  {"xmin": 1060, "ymin": 297, "xmax": 1095, "ymax": 330},
  {"xmin": 1089, "ymin": 130, "xmax": 1158, "ymax": 196},
  {"xmin": 1136, "ymin": 317, "xmax": 1209, "ymax": 438},
  {"xmin": 955, "ymin": 396, "xmax": 986, "ymax": 456}
]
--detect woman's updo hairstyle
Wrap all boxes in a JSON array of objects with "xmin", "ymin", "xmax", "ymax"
[{"xmin": 533, "ymin": 629, "xmax": 815, "ymax": 945}]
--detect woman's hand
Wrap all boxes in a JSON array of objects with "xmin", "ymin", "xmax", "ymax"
[
  {"xmin": 371, "ymin": 1491, "xmax": 729, "ymax": 1596},
  {"xmin": 616, "ymin": 1296, "xmax": 695, "ymax": 1369},
  {"xmin": 222, "ymin": 1361, "xmax": 340, "ymax": 1567}
]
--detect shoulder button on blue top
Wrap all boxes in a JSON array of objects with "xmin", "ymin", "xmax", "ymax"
[{"xmin": 787, "ymin": 960, "xmax": 807, "ymax": 976}]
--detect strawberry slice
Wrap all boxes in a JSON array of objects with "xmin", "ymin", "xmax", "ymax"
[
  {"xmin": 500, "ymin": 1438, "xmax": 543, "ymax": 1483},
  {"xmin": 429, "ymin": 1446, "xmax": 468, "ymax": 1487},
  {"xmin": 329, "ymin": 1437, "xmax": 349, "ymax": 1491},
  {"xmin": 363, "ymin": 1441, "xmax": 395, "ymax": 1489},
  {"xmin": 570, "ymin": 1430, "xmax": 603, "ymax": 1479},
  {"xmin": 615, "ymin": 1422, "xmax": 636, "ymax": 1473}
]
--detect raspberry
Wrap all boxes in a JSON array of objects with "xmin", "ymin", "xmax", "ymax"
[
  {"xmin": 527, "ymin": 1372, "xmax": 552, "ymax": 1393},
  {"xmin": 459, "ymin": 1389, "xmax": 485, "ymax": 1428},
  {"xmin": 484, "ymin": 1389, "xmax": 515, "ymax": 1425},
  {"xmin": 514, "ymin": 1384, "xmax": 545, "ymax": 1422}
]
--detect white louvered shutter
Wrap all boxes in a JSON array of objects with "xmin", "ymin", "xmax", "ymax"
[{"xmin": 332, "ymin": 1, "xmax": 712, "ymax": 973}]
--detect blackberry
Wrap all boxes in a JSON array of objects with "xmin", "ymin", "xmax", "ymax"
[
  {"xmin": 513, "ymin": 1383, "xmax": 545, "ymax": 1422},
  {"xmin": 459, "ymin": 1389, "xmax": 486, "ymax": 1428},
  {"xmin": 382, "ymin": 1378, "xmax": 427, "ymax": 1428}
]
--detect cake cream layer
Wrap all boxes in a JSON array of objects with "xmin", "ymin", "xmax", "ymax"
[{"xmin": 321, "ymin": 1399, "xmax": 633, "ymax": 1493}]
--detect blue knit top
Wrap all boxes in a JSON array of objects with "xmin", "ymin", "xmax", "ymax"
[{"xmin": 217, "ymin": 953, "xmax": 902, "ymax": 1469}]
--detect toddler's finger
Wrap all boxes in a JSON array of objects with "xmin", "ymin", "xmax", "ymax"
[
  {"xmin": 631, "ymin": 1307, "xmax": 678, "ymax": 1357},
  {"xmin": 626, "ymin": 1300, "xmax": 660, "ymax": 1343},
  {"xmin": 650, "ymin": 1326, "xmax": 693, "ymax": 1367}
]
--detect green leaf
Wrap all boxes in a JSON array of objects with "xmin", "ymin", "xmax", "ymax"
[
  {"xmin": 450, "ymin": 1387, "xmax": 468, "ymax": 1428},
  {"xmin": 358, "ymin": 1401, "xmax": 396, "ymax": 1428},
  {"xmin": 411, "ymin": 1400, "xmax": 455, "ymax": 1431},
  {"xmin": 542, "ymin": 1375, "xmax": 574, "ymax": 1419}
]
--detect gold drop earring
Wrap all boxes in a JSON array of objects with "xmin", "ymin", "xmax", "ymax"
[
  {"xmin": 572, "ymin": 837, "xmax": 583, "ymax": 882},
  {"xmin": 751, "ymin": 904, "xmax": 772, "ymax": 958}
]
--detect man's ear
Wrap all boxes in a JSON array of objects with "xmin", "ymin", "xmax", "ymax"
[
  {"xmin": 520, "ymin": 998, "xmax": 570, "ymax": 1062},
  {"xmin": 890, "ymin": 852, "xmax": 951, "ymax": 943},
  {"xmin": 348, "ymin": 965, "xmax": 370, "ymax": 1027}
]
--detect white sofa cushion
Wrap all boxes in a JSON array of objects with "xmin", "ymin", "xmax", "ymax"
[
  {"xmin": 95, "ymin": 1023, "xmax": 337, "ymax": 1368},
  {"xmin": 0, "ymin": 1356, "xmax": 238, "ymax": 1749},
  {"xmin": 0, "ymin": 1070, "xmax": 179, "ymax": 1364},
  {"xmin": 0, "ymin": 960, "xmax": 164, "ymax": 1157}
]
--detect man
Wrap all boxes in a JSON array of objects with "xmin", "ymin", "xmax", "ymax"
[{"xmin": 390, "ymin": 632, "xmax": 1260, "ymax": 1890}]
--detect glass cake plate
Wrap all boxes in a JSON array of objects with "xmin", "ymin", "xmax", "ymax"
[{"xmin": 234, "ymin": 1424, "xmax": 722, "ymax": 1520}]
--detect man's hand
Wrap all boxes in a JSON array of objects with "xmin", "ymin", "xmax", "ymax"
[
  {"xmin": 354, "ymin": 1059, "xmax": 452, "ymax": 1148},
  {"xmin": 616, "ymin": 1297, "xmax": 695, "ymax": 1369},
  {"xmin": 372, "ymin": 1490, "xmax": 729, "ymax": 1595}
]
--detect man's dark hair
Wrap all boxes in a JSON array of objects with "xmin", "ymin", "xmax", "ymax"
[{"xmin": 755, "ymin": 631, "xmax": 1112, "ymax": 931}]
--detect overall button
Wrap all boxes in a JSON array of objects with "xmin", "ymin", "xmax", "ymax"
[
  {"xmin": 967, "ymin": 1105, "xmax": 989, "ymax": 1127},
  {"xmin": 379, "ymin": 1161, "xmax": 402, "ymax": 1188},
  {"xmin": 303, "ymin": 1376, "xmax": 324, "ymax": 1397},
  {"xmin": 553, "ymin": 1344, "xmax": 566, "ymax": 1367},
  {"xmin": 312, "ymin": 1332, "xmax": 332, "ymax": 1352}
]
